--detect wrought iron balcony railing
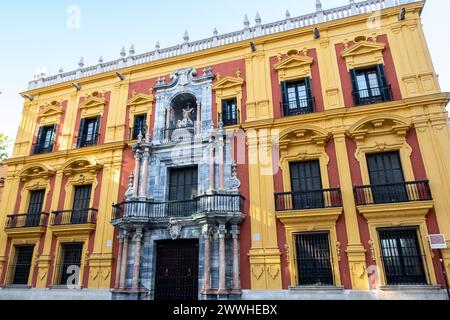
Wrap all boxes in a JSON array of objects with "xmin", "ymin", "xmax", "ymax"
[
  {"xmin": 352, "ymin": 85, "xmax": 392, "ymax": 106},
  {"xmin": 5, "ymin": 213, "xmax": 49, "ymax": 229},
  {"xmin": 274, "ymin": 188, "xmax": 342, "ymax": 212},
  {"xmin": 77, "ymin": 133, "xmax": 100, "ymax": 148},
  {"xmin": 112, "ymin": 193, "xmax": 244, "ymax": 221},
  {"xmin": 33, "ymin": 143, "xmax": 54, "ymax": 155},
  {"xmin": 281, "ymin": 97, "xmax": 316, "ymax": 117},
  {"xmin": 219, "ymin": 109, "xmax": 240, "ymax": 127},
  {"xmin": 158, "ymin": 125, "xmax": 197, "ymax": 144},
  {"xmin": 354, "ymin": 180, "xmax": 432, "ymax": 206},
  {"xmin": 50, "ymin": 209, "xmax": 98, "ymax": 226}
]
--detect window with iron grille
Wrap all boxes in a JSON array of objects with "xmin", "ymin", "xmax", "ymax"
[
  {"xmin": 281, "ymin": 78, "xmax": 314, "ymax": 117},
  {"xmin": 350, "ymin": 65, "xmax": 392, "ymax": 105},
  {"xmin": 221, "ymin": 98, "xmax": 239, "ymax": 126},
  {"xmin": 8, "ymin": 245, "xmax": 35, "ymax": 285},
  {"xmin": 378, "ymin": 228, "xmax": 427, "ymax": 285},
  {"xmin": 55, "ymin": 243, "xmax": 84, "ymax": 286},
  {"xmin": 294, "ymin": 232, "xmax": 334, "ymax": 286},
  {"xmin": 34, "ymin": 125, "xmax": 56, "ymax": 155},
  {"xmin": 132, "ymin": 114, "xmax": 147, "ymax": 140},
  {"xmin": 77, "ymin": 116, "xmax": 101, "ymax": 148}
]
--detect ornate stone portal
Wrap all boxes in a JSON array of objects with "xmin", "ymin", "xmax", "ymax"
[{"xmin": 111, "ymin": 68, "xmax": 245, "ymax": 300}]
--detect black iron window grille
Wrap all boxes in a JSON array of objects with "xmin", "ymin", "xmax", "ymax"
[
  {"xmin": 220, "ymin": 98, "xmax": 239, "ymax": 126},
  {"xmin": 7, "ymin": 245, "xmax": 35, "ymax": 285},
  {"xmin": 55, "ymin": 243, "xmax": 84, "ymax": 286},
  {"xmin": 76, "ymin": 116, "xmax": 101, "ymax": 148},
  {"xmin": 294, "ymin": 232, "xmax": 334, "ymax": 286},
  {"xmin": 34, "ymin": 125, "xmax": 57, "ymax": 155},
  {"xmin": 131, "ymin": 114, "xmax": 147, "ymax": 140},
  {"xmin": 281, "ymin": 78, "xmax": 315, "ymax": 117},
  {"xmin": 378, "ymin": 228, "xmax": 428, "ymax": 285},
  {"xmin": 350, "ymin": 65, "xmax": 392, "ymax": 106}
]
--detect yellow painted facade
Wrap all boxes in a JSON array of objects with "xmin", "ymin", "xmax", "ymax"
[{"xmin": 0, "ymin": 0, "xmax": 449, "ymax": 298}]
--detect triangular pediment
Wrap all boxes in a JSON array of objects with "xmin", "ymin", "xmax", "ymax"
[
  {"xmin": 274, "ymin": 55, "xmax": 314, "ymax": 71},
  {"xmin": 126, "ymin": 93, "xmax": 154, "ymax": 106},
  {"xmin": 341, "ymin": 41, "xmax": 385, "ymax": 58},
  {"xmin": 212, "ymin": 76, "xmax": 244, "ymax": 90},
  {"xmin": 80, "ymin": 96, "xmax": 106, "ymax": 109},
  {"xmin": 38, "ymin": 104, "xmax": 64, "ymax": 118}
]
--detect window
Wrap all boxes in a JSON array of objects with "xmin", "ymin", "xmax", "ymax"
[
  {"xmin": 281, "ymin": 78, "xmax": 314, "ymax": 117},
  {"xmin": 295, "ymin": 232, "xmax": 334, "ymax": 286},
  {"xmin": 290, "ymin": 160, "xmax": 324, "ymax": 209},
  {"xmin": 350, "ymin": 65, "xmax": 391, "ymax": 105},
  {"xmin": 34, "ymin": 125, "xmax": 56, "ymax": 154},
  {"xmin": 366, "ymin": 152, "xmax": 408, "ymax": 204},
  {"xmin": 72, "ymin": 185, "xmax": 92, "ymax": 224},
  {"xmin": 26, "ymin": 190, "xmax": 45, "ymax": 227},
  {"xmin": 168, "ymin": 167, "xmax": 198, "ymax": 216},
  {"xmin": 378, "ymin": 228, "xmax": 427, "ymax": 285},
  {"xmin": 8, "ymin": 245, "xmax": 35, "ymax": 285},
  {"xmin": 77, "ymin": 116, "xmax": 101, "ymax": 148},
  {"xmin": 221, "ymin": 98, "xmax": 239, "ymax": 126},
  {"xmin": 131, "ymin": 114, "xmax": 147, "ymax": 140},
  {"xmin": 55, "ymin": 243, "xmax": 84, "ymax": 286}
]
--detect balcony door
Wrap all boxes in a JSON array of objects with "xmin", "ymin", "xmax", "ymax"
[
  {"xmin": 72, "ymin": 185, "xmax": 92, "ymax": 224},
  {"xmin": 26, "ymin": 190, "xmax": 45, "ymax": 227},
  {"xmin": 367, "ymin": 152, "xmax": 408, "ymax": 204},
  {"xmin": 290, "ymin": 160, "xmax": 324, "ymax": 209},
  {"xmin": 168, "ymin": 167, "xmax": 198, "ymax": 217}
]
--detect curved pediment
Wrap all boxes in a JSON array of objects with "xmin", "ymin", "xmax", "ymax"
[
  {"xmin": 278, "ymin": 124, "xmax": 330, "ymax": 149},
  {"xmin": 19, "ymin": 164, "xmax": 56, "ymax": 181},
  {"xmin": 348, "ymin": 114, "xmax": 412, "ymax": 141},
  {"xmin": 63, "ymin": 157, "xmax": 103, "ymax": 176},
  {"xmin": 127, "ymin": 93, "xmax": 154, "ymax": 106}
]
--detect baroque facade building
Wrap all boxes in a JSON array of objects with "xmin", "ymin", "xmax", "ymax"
[{"xmin": 0, "ymin": 0, "xmax": 450, "ymax": 300}]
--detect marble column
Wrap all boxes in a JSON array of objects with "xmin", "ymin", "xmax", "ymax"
[
  {"xmin": 209, "ymin": 137, "xmax": 216, "ymax": 191},
  {"xmin": 217, "ymin": 224, "xmax": 227, "ymax": 295},
  {"xmin": 139, "ymin": 148, "xmax": 150, "ymax": 198},
  {"xmin": 132, "ymin": 228, "xmax": 143, "ymax": 290},
  {"xmin": 231, "ymin": 225, "xmax": 241, "ymax": 294},
  {"xmin": 202, "ymin": 225, "xmax": 212, "ymax": 294},
  {"xmin": 133, "ymin": 151, "xmax": 142, "ymax": 199},
  {"xmin": 119, "ymin": 231, "xmax": 129, "ymax": 290},
  {"xmin": 114, "ymin": 233, "xmax": 124, "ymax": 289}
]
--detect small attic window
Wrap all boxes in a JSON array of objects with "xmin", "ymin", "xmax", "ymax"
[
  {"xmin": 354, "ymin": 35, "xmax": 367, "ymax": 43},
  {"xmin": 287, "ymin": 49, "xmax": 299, "ymax": 56}
]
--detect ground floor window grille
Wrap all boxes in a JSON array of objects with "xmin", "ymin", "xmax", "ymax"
[
  {"xmin": 7, "ymin": 245, "xmax": 34, "ymax": 285},
  {"xmin": 55, "ymin": 243, "xmax": 84, "ymax": 286}
]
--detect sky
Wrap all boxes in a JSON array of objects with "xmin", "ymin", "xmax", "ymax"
[{"xmin": 0, "ymin": 0, "xmax": 448, "ymax": 153}]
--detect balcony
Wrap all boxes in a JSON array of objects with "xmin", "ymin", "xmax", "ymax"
[
  {"xmin": 158, "ymin": 125, "xmax": 197, "ymax": 144},
  {"xmin": 219, "ymin": 109, "xmax": 240, "ymax": 127},
  {"xmin": 49, "ymin": 209, "xmax": 98, "ymax": 235},
  {"xmin": 281, "ymin": 97, "xmax": 315, "ymax": 117},
  {"xmin": 33, "ymin": 143, "xmax": 54, "ymax": 155},
  {"xmin": 354, "ymin": 180, "xmax": 432, "ymax": 206},
  {"xmin": 112, "ymin": 193, "xmax": 244, "ymax": 222},
  {"xmin": 275, "ymin": 188, "xmax": 342, "ymax": 212},
  {"xmin": 4, "ymin": 213, "xmax": 49, "ymax": 238},
  {"xmin": 77, "ymin": 133, "xmax": 99, "ymax": 148},
  {"xmin": 352, "ymin": 85, "xmax": 392, "ymax": 106}
]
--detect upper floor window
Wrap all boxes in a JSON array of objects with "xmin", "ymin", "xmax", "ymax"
[
  {"xmin": 351, "ymin": 65, "xmax": 392, "ymax": 106},
  {"xmin": 220, "ymin": 98, "xmax": 239, "ymax": 127},
  {"xmin": 281, "ymin": 78, "xmax": 315, "ymax": 117},
  {"xmin": 77, "ymin": 116, "xmax": 100, "ymax": 148},
  {"xmin": 34, "ymin": 125, "xmax": 56, "ymax": 155},
  {"xmin": 131, "ymin": 114, "xmax": 147, "ymax": 140}
]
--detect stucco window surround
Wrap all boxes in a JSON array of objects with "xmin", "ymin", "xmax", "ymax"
[
  {"xmin": 347, "ymin": 114, "xmax": 416, "ymax": 186},
  {"xmin": 79, "ymin": 92, "xmax": 106, "ymax": 118},
  {"xmin": 51, "ymin": 237, "xmax": 89, "ymax": 288},
  {"xmin": 277, "ymin": 124, "xmax": 331, "ymax": 194},
  {"xmin": 341, "ymin": 37, "xmax": 386, "ymax": 71},
  {"xmin": 212, "ymin": 73, "xmax": 244, "ymax": 127},
  {"xmin": 37, "ymin": 100, "xmax": 65, "ymax": 126},
  {"xmin": 4, "ymin": 238, "xmax": 40, "ymax": 286},
  {"xmin": 126, "ymin": 92, "xmax": 154, "ymax": 140},
  {"xmin": 273, "ymin": 50, "xmax": 314, "ymax": 83}
]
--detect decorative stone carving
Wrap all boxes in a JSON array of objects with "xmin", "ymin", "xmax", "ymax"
[{"xmin": 168, "ymin": 219, "xmax": 182, "ymax": 240}]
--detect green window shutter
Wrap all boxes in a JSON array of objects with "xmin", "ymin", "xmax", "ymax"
[
  {"xmin": 304, "ymin": 77, "xmax": 313, "ymax": 111},
  {"xmin": 349, "ymin": 69, "xmax": 360, "ymax": 105},
  {"xmin": 35, "ymin": 126, "xmax": 44, "ymax": 153},
  {"xmin": 281, "ymin": 81, "xmax": 288, "ymax": 116},
  {"xmin": 94, "ymin": 116, "xmax": 102, "ymax": 144},
  {"xmin": 77, "ymin": 118, "xmax": 86, "ymax": 148},
  {"xmin": 376, "ymin": 64, "xmax": 391, "ymax": 101},
  {"xmin": 51, "ymin": 124, "xmax": 58, "ymax": 149}
]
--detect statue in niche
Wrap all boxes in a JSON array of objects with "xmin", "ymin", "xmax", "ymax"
[{"xmin": 177, "ymin": 103, "xmax": 195, "ymax": 128}]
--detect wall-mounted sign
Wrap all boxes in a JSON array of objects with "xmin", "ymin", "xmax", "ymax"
[{"xmin": 428, "ymin": 234, "xmax": 447, "ymax": 249}]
